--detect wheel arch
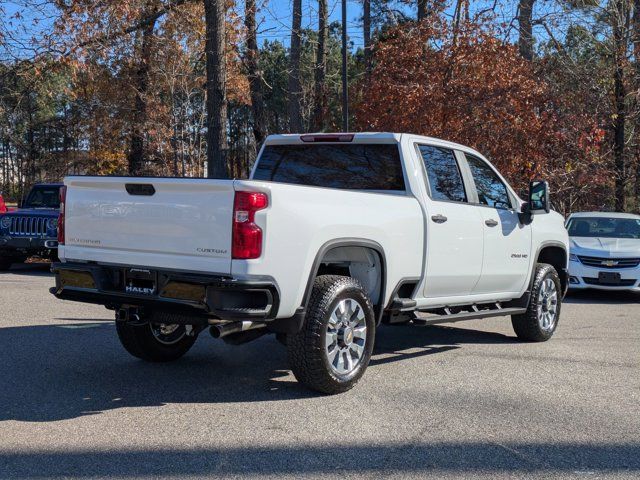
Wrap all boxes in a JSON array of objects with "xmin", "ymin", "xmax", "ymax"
[
  {"xmin": 535, "ymin": 242, "xmax": 568, "ymax": 295},
  {"xmin": 301, "ymin": 239, "xmax": 387, "ymax": 324}
]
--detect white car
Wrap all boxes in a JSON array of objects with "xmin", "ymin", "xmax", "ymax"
[
  {"xmin": 566, "ymin": 212, "xmax": 640, "ymax": 291},
  {"xmin": 51, "ymin": 133, "xmax": 569, "ymax": 394}
]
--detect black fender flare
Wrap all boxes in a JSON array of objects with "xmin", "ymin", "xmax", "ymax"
[{"xmin": 267, "ymin": 238, "xmax": 387, "ymax": 334}]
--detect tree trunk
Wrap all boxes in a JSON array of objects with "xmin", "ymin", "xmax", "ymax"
[
  {"xmin": 204, "ymin": 0, "xmax": 229, "ymax": 178},
  {"xmin": 245, "ymin": 0, "xmax": 267, "ymax": 146},
  {"xmin": 363, "ymin": 0, "xmax": 371, "ymax": 77},
  {"xmin": 288, "ymin": 0, "xmax": 303, "ymax": 133},
  {"xmin": 633, "ymin": 0, "xmax": 640, "ymax": 209},
  {"xmin": 518, "ymin": 0, "xmax": 535, "ymax": 61},
  {"xmin": 128, "ymin": 13, "xmax": 156, "ymax": 175},
  {"xmin": 313, "ymin": 0, "xmax": 328, "ymax": 130},
  {"xmin": 417, "ymin": 0, "xmax": 427, "ymax": 21},
  {"xmin": 613, "ymin": 0, "xmax": 630, "ymax": 211}
]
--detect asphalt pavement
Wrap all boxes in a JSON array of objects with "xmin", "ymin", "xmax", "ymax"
[{"xmin": 1, "ymin": 262, "xmax": 638, "ymax": 479}]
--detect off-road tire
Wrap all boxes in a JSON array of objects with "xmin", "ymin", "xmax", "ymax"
[
  {"xmin": 116, "ymin": 316, "xmax": 197, "ymax": 362},
  {"xmin": 512, "ymin": 263, "xmax": 561, "ymax": 342},
  {"xmin": 287, "ymin": 275, "xmax": 376, "ymax": 394}
]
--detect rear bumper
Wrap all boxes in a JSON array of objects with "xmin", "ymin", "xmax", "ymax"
[
  {"xmin": 50, "ymin": 262, "xmax": 281, "ymax": 322},
  {"xmin": 1, "ymin": 236, "xmax": 57, "ymax": 255}
]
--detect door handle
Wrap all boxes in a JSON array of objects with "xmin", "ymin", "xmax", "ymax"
[
  {"xmin": 485, "ymin": 219, "xmax": 499, "ymax": 227},
  {"xmin": 431, "ymin": 214, "xmax": 448, "ymax": 224}
]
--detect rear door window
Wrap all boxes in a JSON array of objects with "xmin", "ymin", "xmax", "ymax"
[
  {"xmin": 253, "ymin": 144, "xmax": 405, "ymax": 191},
  {"xmin": 418, "ymin": 145, "xmax": 467, "ymax": 203}
]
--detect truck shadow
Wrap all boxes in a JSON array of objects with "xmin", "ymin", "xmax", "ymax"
[
  {"xmin": 370, "ymin": 323, "xmax": 516, "ymax": 366},
  {"xmin": 0, "ymin": 322, "xmax": 513, "ymax": 423},
  {"xmin": 0, "ymin": 260, "xmax": 52, "ymax": 277}
]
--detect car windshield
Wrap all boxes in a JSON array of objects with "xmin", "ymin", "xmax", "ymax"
[
  {"xmin": 24, "ymin": 186, "xmax": 60, "ymax": 209},
  {"xmin": 566, "ymin": 217, "xmax": 640, "ymax": 239}
]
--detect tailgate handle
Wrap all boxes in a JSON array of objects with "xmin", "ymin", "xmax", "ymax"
[{"xmin": 125, "ymin": 184, "xmax": 156, "ymax": 196}]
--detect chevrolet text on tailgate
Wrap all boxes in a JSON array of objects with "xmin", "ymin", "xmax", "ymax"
[{"xmin": 51, "ymin": 133, "xmax": 569, "ymax": 394}]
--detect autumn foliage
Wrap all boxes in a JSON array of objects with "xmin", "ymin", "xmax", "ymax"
[{"xmin": 354, "ymin": 19, "xmax": 608, "ymax": 210}]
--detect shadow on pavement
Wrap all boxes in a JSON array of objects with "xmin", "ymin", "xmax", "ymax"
[
  {"xmin": 0, "ymin": 322, "xmax": 514, "ymax": 423},
  {"xmin": 371, "ymin": 323, "xmax": 518, "ymax": 366},
  {"xmin": 564, "ymin": 289, "xmax": 640, "ymax": 305},
  {"xmin": 1, "ymin": 442, "xmax": 638, "ymax": 477},
  {"xmin": 0, "ymin": 261, "xmax": 52, "ymax": 277}
]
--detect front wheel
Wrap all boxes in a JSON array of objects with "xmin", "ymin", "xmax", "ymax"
[
  {"xmin": 287, "ymin": 275, "xmax": 376, "ymax": 394},
  {"xmin": 116, "ymin": 314, "xmax": 197, "ymax": 362},
  {"xmin": 511, "ymin": 263, "xmax": 561, "ymax": 342}
]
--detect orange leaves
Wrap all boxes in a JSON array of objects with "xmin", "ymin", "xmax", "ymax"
[{"xmin": 354, "ymin": 18, "xmax": 605, "ymax": 205}]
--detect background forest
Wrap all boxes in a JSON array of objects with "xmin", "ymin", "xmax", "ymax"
[{"xmin": 0, "ymin": 0, "xmax": 638, "ymax": 214}]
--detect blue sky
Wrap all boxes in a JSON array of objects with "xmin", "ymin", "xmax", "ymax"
[
  {"xmin": 1, "ymin": 0, "xmax": 390, "ymax": 52},
  {"xmin": 1, "ymin": 0, "xmax": 548, "ymax": 61},
  {"xmin": 254, "ymin": 0, "xmax": 384, "ymax": 47}
]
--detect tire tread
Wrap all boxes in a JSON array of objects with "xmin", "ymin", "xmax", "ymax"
[
  {"xmin": 511, "ymin": 263, "xmax": 561, "ymax": 342},
  {"xmin": 287, "ymin": 275, "xmax": 375, "ymax": 394}
]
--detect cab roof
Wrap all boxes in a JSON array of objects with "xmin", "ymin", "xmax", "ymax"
[{"xmin": 263, "ymin": 132, "xmax": 485, "ymax": 159}]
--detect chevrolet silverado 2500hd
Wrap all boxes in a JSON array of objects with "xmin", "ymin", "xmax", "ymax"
[{"xmin": 51, "ymin": 133, "xmax": 569, "ymax": 394}]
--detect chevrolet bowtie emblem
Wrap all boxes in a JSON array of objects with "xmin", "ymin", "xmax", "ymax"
[{"xmin": 602, "ymin": 260, "xmax": 619, "ymax": 267}]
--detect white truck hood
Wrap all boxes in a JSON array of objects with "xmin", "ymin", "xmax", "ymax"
[{"xmin": 570, "ymin": 236, "xmax": 640, "ymax": 257}]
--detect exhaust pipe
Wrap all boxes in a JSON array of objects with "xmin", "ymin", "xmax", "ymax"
[{"xmin": 209, "ymin": 320, "xmax": 265, "ymax": 339}]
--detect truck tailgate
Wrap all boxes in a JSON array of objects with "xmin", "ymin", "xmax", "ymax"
[{"xmin": 61, "ymin": 177, "xmax": 235, "ymax": 275}]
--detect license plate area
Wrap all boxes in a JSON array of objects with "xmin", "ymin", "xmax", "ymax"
[
  {"xmin": 124, "ymin": 268, "xmax": 157, "ymax": 296},
  {"xmin": 598, "ymin": 271, "xmax": 621, "ymax": 284}
]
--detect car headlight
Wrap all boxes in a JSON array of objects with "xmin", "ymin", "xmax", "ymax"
[
  {"xmin": 0, "ymin": 216, "xmax": 10, "ymax": 229},
  {"xmin": 48, "ymin": 218, "xmax": 58, "ymax": 230},
  {"xmin": 569, "ymin": 253, "xmax": 579, "ymax": 262}
]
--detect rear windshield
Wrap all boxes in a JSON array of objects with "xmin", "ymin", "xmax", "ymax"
[
  {"xmin": 24, "ymin": 186, "xmax": 61, "ymax": 209},
  {"xmin": 567, "ymin": 217, "xmax": 640, "ymax": 239},
  {"xmin": 252, "ymin": 144, "xmax": 405, "ymax": 191}
]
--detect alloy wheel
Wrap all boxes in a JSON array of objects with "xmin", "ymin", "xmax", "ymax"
[
  {"xmin": 325, "ymin": 298, "xmax": 367, "ymax": 375},
  {"xmin": 537, "ymin": 278, "xmax": 558, "ymax": 332}
]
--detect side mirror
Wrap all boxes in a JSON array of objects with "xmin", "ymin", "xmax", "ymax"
[{"xmin": 529, "ymin": 180, "xmax": 550, "ymax": 213}]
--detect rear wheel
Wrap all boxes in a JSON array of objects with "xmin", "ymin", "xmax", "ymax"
[
  {"xmin": 512, "ymin": 263, "xmax": 561, "ymax": 342},
  {"xmin": 287, "ymin": 275, "xmax": 376, "ymax": 394},
  {"xmin": 116, "ymin": 313, "xmax": 197, "ymax": 362}
]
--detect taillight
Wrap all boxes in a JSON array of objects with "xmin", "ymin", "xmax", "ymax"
[
  {"xmin": 0, "ymin": 194, "xmax": 6, "ymax": 214},
  {"xmin": 57, "ymin": 186, "xmax": 67, "ymax": 244},
  {"xmin": 232, "ymin": 191, "xmax": 268, "ymax": 259}
]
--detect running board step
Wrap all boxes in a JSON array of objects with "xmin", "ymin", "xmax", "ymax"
[
  {"xmin": 414, "ymin": 307, "xmax": 527, "ymax": 325},
  {"xmin": 389, "ymin": 297, "xmax": 418, "ymax": 311}
]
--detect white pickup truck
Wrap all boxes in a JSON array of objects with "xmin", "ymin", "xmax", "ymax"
[{"xmin": 52, "ymin": 133, "xmax": 569, "ymax": 394}]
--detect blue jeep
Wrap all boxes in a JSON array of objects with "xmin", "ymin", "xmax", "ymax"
[{"xmin": 0, "ymin": 183, "xmax": 63, "ymax": 270}]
